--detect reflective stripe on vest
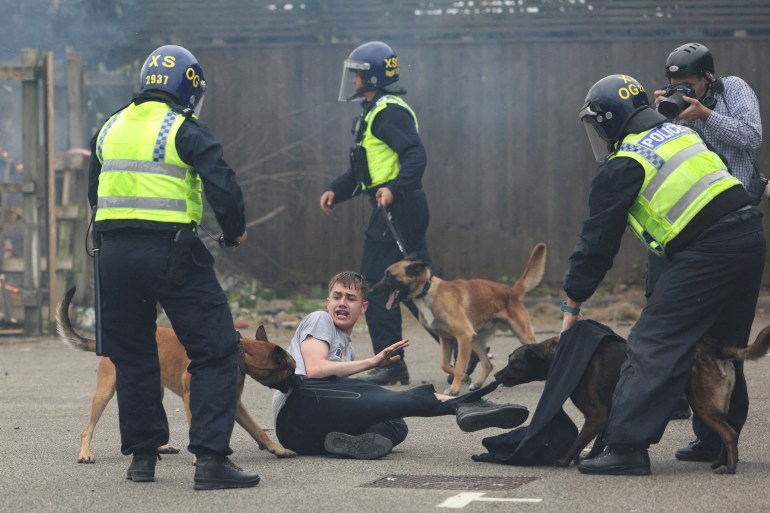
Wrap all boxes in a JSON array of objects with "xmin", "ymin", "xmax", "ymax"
[
  {"xmin": 359, "ymin": 95, "xmax": 418, "ymax": 190},
  {"xmin": 611, "ymin": 123, "xmax": 741, "ymax": 255},
  {"xmin": 95, "ymin": 102, "xmax": 203, "ymax": 224}
]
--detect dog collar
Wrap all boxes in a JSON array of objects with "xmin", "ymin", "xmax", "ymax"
[{"xmin": 414, "ymin": 274, "xmax": 432, "ymax": 300}]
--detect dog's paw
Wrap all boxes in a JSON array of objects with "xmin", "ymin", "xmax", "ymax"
[
  {"xmin": 78, "ymin": 454, "xmax": 95, "ymax": 464},
  {"xmin": 442, "ymin": 387, "xmax": 461, "ymax": 396},
  {"xmin": 158, "ymin": 444, "xmax": 180, "ymax": 454},
  {"xmin": 712, "ymin": 465, "xmax": 736, "ymax": 475},
  {"xmin": 272, "ymin": 447, "xmax": 298, "ymax": 458}
]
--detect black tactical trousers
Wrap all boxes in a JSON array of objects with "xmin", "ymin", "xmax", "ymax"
[{"xmin": 99, "ymin": 232, "xmax": 239, "ymax": 457}]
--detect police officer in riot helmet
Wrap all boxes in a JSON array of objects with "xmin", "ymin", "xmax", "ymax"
[
  {"xmin": 320, "ymin": 41, "xmax": 434, "ymax": 386},
  {"xmin": 562, "ymin": 74, "xmax": 764, "ymax": 476},
  {"xmin": 88, "ymin": 45, "xmax": 256, "ymax": 489}
]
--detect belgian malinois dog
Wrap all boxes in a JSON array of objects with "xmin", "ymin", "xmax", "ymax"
[{"xmin": 373, "ymin": 243, "xmax": 546, "ymax": 396}]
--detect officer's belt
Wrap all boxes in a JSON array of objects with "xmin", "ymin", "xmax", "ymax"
[{"xmin": 100, "ymin": 229, "xmax": 177, "ymax": 240}]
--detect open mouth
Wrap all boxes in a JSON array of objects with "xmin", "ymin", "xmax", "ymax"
[
  {"xmin": 334, "ymin": 309, "xmax": 350, "ymax": 320},
  {"xmin": 385, "ymin": 290, "xmax": 401, "ymax": 310}
]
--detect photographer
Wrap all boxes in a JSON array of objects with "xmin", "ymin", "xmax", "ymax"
[
  {"xmin": 652, "ymin": 42, "xmax": 764, "ymax": 465},
  {"xmin": 653, "ymin": 42, "xmax": 763, "ymax": 195}
]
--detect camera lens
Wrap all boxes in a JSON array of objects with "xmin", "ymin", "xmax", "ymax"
[{"xmin": 658, "ymin": 92, "xmax": 687, "ymax": 119}]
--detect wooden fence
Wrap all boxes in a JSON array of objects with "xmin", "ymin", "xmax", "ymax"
[{"xmin": 132, "ymin": 38, "xmax": 768, "ymax": 289}]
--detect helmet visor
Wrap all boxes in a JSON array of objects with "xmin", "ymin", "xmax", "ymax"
[
  {"xmin": 193, "ymin": 80, "xmax": 207, "ymax": 116},
  {"xmin": 338, "ymin": 59, "xmax": 369, "ymax": 102},
  {"xmin": 580, "ymin": 105, "xmax": 611, "ymax": 163}
]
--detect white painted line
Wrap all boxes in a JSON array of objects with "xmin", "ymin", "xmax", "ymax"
[{"xmin": 437, "ymin": 492, "xmax": 543, "ymax": 508}]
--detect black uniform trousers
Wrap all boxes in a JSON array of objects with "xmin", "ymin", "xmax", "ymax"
[
  {"xmin": 275, "ymin": 376, "xmax": 468, "ymax": 455},
  {"xmin": 606, "ymin": 209, "xmax": 765, "ymax": 448},
  {"xmin": 99, "ymin": 232, "xmax": 240, "ymax": 457},
  {"xmin": 361, "ymin": 189, "xmax": 431, "ymax": 356}
]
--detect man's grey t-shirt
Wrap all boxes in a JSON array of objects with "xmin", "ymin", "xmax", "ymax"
[{"xmin": 272, "ymin": 311, "xmax": 356, "ymax": 424}]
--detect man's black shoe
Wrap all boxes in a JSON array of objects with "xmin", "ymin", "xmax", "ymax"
[
  {"xmin": 674, "ymin": 439, "xmax": 720, "ymax": 462},
  {"xmin": 359, "ymin": 360, "xmax": 410, "ymax": 385},
  {"xmin": 126, "ymin": 453, "xmax": 158, "ymax": 482},
  {"xmin": 455, "ymin": 399, "xmax": 529, "ymax": 432},
  {"xmin": 193, "ymin": 454, "xmax": 260, "ymax": 490},
  {"xmin": 577, "ymin": 447, "xmax": 651, "ymax": 476},
  {"xmin": 324, "ymin": 432, "xmax": 393, "ymax": 460}
]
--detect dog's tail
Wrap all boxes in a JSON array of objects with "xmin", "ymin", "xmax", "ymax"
[
  {"xmin": 720, "ymin": 324, "xmax": 770, "ymax": 361},
  {"xmin": 511, "ymin": 242, "xmax": 547, "ymax": 296},
  {"xmin": 55, "ymin": 286, "xmax": 97, "ymax": 352}
]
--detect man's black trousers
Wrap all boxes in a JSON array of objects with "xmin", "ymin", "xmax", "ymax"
[{"xmin": 99, "ymin": 233, "xmax": 239, "ymax": 457}]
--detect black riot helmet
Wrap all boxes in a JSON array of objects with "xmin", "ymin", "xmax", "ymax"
[
  {"xmin": 579, "ymin": 74, "xmax": 666, "ymax": 162},
  {"xmin": 665, "ymin": 43, "xmax": 715, "ymax": 79}
]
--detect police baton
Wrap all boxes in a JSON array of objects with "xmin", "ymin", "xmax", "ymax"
[
  {"xmin": 90, "ymin": 207, "xmax": 104, "ymax": 356},
  {"xmin": 381, "ymin": 206, "xmax": 409, "ymax": 257}
]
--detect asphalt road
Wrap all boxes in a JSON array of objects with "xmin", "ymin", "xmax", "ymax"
[{"xmin": 3, "ymin": 310, "xmax": 770, "ymax": 513}]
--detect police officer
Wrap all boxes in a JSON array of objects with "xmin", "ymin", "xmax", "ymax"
[
  {"xmin": 88, "ymin": 45, "xmax": 258, "ymax": 490},
  {"xmin": 560, "ymin": 74, "xmax": 764, "ymax": 476},
  {"xmin": 319, "ymin": 41, "xmax": 432, "ymax": 386}
]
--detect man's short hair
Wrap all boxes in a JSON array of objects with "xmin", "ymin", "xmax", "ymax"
[{"xmin": 328, "ymin": 271, "xmax": 368, "ymax": 299}]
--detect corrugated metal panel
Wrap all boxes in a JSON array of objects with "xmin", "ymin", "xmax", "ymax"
[{"xmin": 131, "ymin": 0, "xmax": 770, "ymax": 46}]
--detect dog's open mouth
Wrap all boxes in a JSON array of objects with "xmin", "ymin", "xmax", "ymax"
[{"xmin": 385, "ymin": 290, "xmax": 400, "ymax": 310}]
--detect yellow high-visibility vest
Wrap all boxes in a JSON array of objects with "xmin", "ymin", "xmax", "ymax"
[
  {"xmin": 95, "ymin": 101, "xmax": 203, "ymax": 224},
  {"xmin": 611, "ymin": 123, "xmax": 741, "ymax": 255},
  {"xmin": 358, "ymin": 95, "xmax": 418, "ymax": 190}
]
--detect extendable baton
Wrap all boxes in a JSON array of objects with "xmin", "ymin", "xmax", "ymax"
[{"xmin": 381, "ymin": 206, "xmax": 409, "ymax": 257}]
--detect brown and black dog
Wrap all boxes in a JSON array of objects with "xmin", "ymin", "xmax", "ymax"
[
  {"xmin": 373, "ymin": 243, "xmax": 546, "ymax": 396},
  {"xmin": 495, "ymin": 325, "xmax": 770, "ymax": 474},
  {"xmin": 56, "ymin": 286, "xmax": 297, "ymax": 463}
]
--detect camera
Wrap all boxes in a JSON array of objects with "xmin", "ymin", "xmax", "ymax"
[{"xmin": 658, "ymin": 83, "xmax": 696, "ymax": 119}]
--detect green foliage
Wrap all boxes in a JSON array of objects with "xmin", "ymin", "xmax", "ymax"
[{"xmin": 288, "ymin": 298, "xmax": 322, "ymax": 314}]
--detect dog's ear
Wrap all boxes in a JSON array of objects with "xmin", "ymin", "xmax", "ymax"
[
  {"xmin": 524, "ymin": 345, "xmax": 548, "ymax": 365},
  {"xmin": 255, "ymin": 325, "xmax": 267, "ymax": 341},
  {"xmin": 405, "ymin": 261, "xmax": 429, "ymax": 277}
]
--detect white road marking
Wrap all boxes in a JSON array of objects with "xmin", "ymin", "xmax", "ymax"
[{"xmin": 437, "ymin": 492, "xmax": 543, "ymax": 508}]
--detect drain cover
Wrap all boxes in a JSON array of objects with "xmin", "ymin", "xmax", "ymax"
[{"xmin": 364, "ymin": 475, "xmax": 537, "ymax": 491}]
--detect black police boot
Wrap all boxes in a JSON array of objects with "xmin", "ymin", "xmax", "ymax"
[
  {"xmin": 126, "ymin": 453, "xmax": 158, "ymax": 483},
  {"xmin": 455, "ymin": 399, "xmax": 529, "ymax": 432},
  {"xmin": 193, "ymin": 454, "xmax": 260, "ymax": 491},
  {"xmin": 577, "ymin": 447, "xmax": 651, "ymax": 476},
  {"xmin": 674, "ymin": 438, "xmax": 721, "ymax": 462},
  {"xmin": 324, "ymin": 432, "xmax": 393, "ymax": 460},
  {"xmin": 358, "ymin": 360, "xmax": 410, "ymax": 385}
]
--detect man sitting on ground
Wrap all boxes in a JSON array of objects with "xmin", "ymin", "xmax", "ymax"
[{"xmin": 272, "ymin": 271, "xmax": 528, "ymax": 459}]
